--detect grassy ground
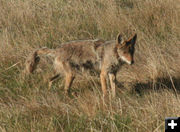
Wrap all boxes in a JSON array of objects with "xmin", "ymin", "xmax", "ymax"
[{"xmin": 0, "ymin": 0, "xmax": 180, "ymax": 131}]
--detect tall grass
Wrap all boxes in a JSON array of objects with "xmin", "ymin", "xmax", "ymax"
[{"xmin": 0, "ymin": 0, "xmax": 180, "ymax": 131}]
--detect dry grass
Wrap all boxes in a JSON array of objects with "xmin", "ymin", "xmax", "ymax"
[{"xmin": 0, "ymin": 0, "xmax": 180, "ymax": 131}]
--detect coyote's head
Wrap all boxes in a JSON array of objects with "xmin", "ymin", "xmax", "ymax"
[{"xmin": 116, "ymin": 33, "xmax": 137, "ymax": 65}]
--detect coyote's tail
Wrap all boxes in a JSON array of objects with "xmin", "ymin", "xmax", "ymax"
[{"xmin": 25, "ymin": 47, "xmax": 56, "ymax": 74}]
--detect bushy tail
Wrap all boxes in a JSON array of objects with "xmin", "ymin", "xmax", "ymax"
[{"xmin": 25, "ymin": 47, "xmax": 56, "ymax": 74}]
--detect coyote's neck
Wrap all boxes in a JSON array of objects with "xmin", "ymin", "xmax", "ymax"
[
  {"xmin": 113, "ymin": 45, "xmax": 125, "ymax": 66},
  {"xmin": 113, "ymin": 45, "xmax": 119, "ymax": 60}
]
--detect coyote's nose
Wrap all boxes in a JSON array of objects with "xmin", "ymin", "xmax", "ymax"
[{"xmin": 130, "ymin": 60, "xmax": 134, "ymax": 65}]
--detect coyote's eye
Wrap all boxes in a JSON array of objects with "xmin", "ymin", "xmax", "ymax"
[{"xmin": 123, "ymin": 51, "xmax": 127, "ymax": 54}]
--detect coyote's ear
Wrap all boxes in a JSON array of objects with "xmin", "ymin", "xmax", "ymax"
[
  {"xmin": 127, "ymin": 34, "xmax": 137, "ymax": 46},
  {"xmin": 116, "ymin": 33, "xmax": 124, "ymax": 45}
]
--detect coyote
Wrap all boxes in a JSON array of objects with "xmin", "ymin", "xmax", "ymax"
[{"xmin": 25, "ymin": 33, "xmax": 137, "ymax": 97}]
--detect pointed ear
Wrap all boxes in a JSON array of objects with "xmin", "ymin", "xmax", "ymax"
[
  {"xmin": 127, "ymin": 34, "xmax": 137, "ymax": 45},
  {"xmin": 116, "ymin": 33, "xmax": 124, "ymax": 45}
]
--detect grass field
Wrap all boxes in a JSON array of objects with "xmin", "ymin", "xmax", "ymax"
[{"xmin": 0, "ymin": 0, "xmax": 180, "ymax": 131}]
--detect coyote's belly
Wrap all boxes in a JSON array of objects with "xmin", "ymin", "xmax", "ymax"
[
  {"xmin": 68, "ymin": 56, "xmax": 101, "ymax": 74},
  {"xmin": 57, "ymin": 41, "xmax": 103, "ymax": 74}
]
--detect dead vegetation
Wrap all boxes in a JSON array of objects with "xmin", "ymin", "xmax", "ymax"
[{"xmin": 0, "ymin": 0, "xmax": 180, "ymax": 131}]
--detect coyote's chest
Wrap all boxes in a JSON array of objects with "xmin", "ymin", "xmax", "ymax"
[{"xmin": 106, "ymin": 59, "xmax": 124, "ymax": 74}]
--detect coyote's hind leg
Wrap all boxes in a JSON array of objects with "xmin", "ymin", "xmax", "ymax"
[
  {"xmin": 64, "ymin": 72, "xmax": 75, "ymax": 95},
  {"xmin": 49, "ymin": 56, "xmax": 63, "ymax": 89},
  {"xmin": 48, "ymin": 74, "xmax": 60, "ymax": 89}
]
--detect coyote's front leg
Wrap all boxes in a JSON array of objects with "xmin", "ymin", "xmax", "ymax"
[
  {"xmin": 100, "ymin": 69, "xmax": 107, "ymax": 97},
  {"xmin": 108, "ymin": 73, "xmax": 116, "ymax": 98}
]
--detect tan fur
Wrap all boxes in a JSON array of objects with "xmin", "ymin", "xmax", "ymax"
[{"xmin": 25, "ymin": 34, "xmax": 137, "ymax": 97}]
